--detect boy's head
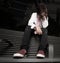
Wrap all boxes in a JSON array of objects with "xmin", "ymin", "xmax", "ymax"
[{"xmin": 37, "ymin": 3, "xmax": 48, "ymax": 18}]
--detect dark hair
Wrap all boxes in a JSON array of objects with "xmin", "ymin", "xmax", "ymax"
[{"xmin": 37, "ymin": 3, "xmax": 48, "ymax": 17}]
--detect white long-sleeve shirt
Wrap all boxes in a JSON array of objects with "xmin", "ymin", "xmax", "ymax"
[{"xmin": 28, "ymin": 12, "xmax": 48, "ymax": 29}]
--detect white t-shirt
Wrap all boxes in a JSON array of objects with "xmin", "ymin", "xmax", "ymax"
[{"xmin": 28, "ymin": 12, "xmax": 48, "ymax": 29}]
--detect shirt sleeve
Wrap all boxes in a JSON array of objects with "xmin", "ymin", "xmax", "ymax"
[
  {"xmin": 28, "ymin": 13, "xmax": 37, "ymax": 29},
  {"xmin": 42, "ymin": 17, "xmax": 49, "ymax": 28}
]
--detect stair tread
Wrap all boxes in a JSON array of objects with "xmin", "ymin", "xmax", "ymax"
[{"xmin": 0, "ymin": 57, "xmax": 60, "ymax": 62}]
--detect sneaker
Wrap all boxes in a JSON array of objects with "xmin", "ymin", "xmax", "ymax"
[
  {"xmin": 36, "ymin": 50, "xmax": 45, "ymax": 58},
  {"xmin": 13, "ymin": 49, "xmax": 27, "ymax": 58}
]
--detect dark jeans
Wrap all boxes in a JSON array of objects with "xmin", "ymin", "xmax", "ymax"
[{"xmin": 20, "ymin": 26, "xmax": 48, "ymax": 52}]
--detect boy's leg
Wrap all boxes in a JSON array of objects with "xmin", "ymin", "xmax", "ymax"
[
  {"xmin": 20, "ymin": 26, "xmax": 33, "ymax": 51},
  {"xmin": 37, "ymin": 28, "xmax": 48, "ymax": 58},
  {"xmin": 13, "ymin": 26, "xmax": 33, "ymax": 58}
]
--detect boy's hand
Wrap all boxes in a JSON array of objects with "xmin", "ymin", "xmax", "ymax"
[{"xmin": 34, "ymin": 26, "xmax": 42, "ymax": 35}]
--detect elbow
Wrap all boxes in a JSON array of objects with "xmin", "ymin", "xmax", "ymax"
[{"xmin": 43, "ymin": 22, "xmax": 48, "ymax": 28}]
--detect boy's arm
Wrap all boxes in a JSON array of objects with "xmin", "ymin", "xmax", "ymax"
[{"xmin": 28, "ymin": 13, "xmax": 37, "ymax": 29}]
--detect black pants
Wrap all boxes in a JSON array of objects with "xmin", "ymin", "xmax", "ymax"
[{"xmin": 20, "ymin": 26, "xmax": 48, "ymax": 52}]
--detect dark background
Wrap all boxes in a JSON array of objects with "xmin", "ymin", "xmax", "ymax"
[{"xmin": 0, "ymin": 0, "xmax": 60, "ymax": 37}]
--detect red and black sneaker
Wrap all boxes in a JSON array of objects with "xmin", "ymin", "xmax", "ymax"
[
  {"xmin": 13, "ymin": 49, "xmax": 27, "ymax": 58},
  {"xmin": 36, "ymin": 50, "xmax": 45, "ymax": 58}
]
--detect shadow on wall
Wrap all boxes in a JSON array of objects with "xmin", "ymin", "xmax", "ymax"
[
  {"xmin": 0, "ymin": 10, "xmax": 16, "ymax": 29},
  {"xmin": 48, "ymin": 16, "xmax": 57, "ymax": 36},
  {"xmin": 56, "ymin": 8, "xmax": 60, "ymax": 37}
]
